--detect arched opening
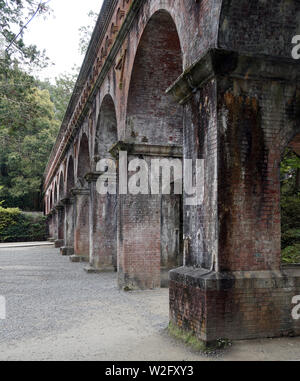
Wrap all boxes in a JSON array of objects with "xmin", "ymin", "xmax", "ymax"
[
  {"xmin": 95, "ymin": 95, "xmax": 118, "ymax": 158},
  {"xmin": 119, "ymin": 11, "xmax": 184, "ymax": 289},
  {"xmin": 54, "ymin": 183, "xmax": 57, "ymax": 205},
  {"xmin": 91, "ymin": 95, "xmax": 118, "ymax": 270},
  {"xmin": 126, "ymin": 10, "xmax": 183, "ymax": 146},
  {"xmin": 57, "ymin": 173, "xmax": 65, "ymax": 242},
  {"xmin": 77, "ymin": 133, "xmax": 91, "ymax": 182},
  {"xmin": 64, "ymin": 156, "xmax": 75, "ymax": 250},
  {"xmin": 59, "ymin": 173, "xmax": 64, "ymax": 201},
  {"xmin": 281, "ymin": 133, "xmax": 300, "ymax": 265},
  {"xmin": 66, "ymin": 156, "xmax": 75, "ymax": 195},
  {"xmin": 74, "ymin": 134, "xmax": 90, "ymax": 258}
]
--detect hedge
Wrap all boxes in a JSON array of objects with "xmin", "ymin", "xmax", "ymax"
[
  {"xmin": 281, "ymin": 194, "xmax": 300, "ymax": 264},
  {"xmin": 0, "ymin": 207, "xmax": 47, "ymax": 243}
]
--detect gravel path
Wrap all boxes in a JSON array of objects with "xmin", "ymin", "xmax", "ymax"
[{"xmin": 0, "ymin": 246, "xmax": 300, "ymax": 361}]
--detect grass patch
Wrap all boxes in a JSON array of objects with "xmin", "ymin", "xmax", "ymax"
[{"xmin": 168, "ymin": 322, "xmax": 231, "ymax": 354}]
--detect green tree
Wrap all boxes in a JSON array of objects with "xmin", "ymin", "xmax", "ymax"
[
  {"xmin": 281, "ymin": 148, "xmax": 300, "ymax": 263},
  {"xmin": 39, "ymin": 68, "xmax": 78, "ymax": 122},
  {"xmin": 0, "ymin": 75, "xmax": 59, "ymax": 210},
  {"xmin": 0, "ymin": 0, "xmax": 51, "ymax": 67},
  {"xmin": 78, "ymin": 10, "xmax": 98, "ymax": 56}
]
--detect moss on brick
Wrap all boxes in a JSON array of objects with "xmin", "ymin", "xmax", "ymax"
[{"xmin": 168, "ymin": 322, "xmax": 232, "ymax": 353}]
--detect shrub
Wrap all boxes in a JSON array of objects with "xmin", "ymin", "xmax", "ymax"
[{"xmin": 0, "ymin": 207, "xmax": 47, "ymax": 243}]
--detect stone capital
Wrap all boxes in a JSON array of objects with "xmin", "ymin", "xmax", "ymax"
[
  {"xmin": 54, "ymin": 203, "xmax": 64, "ymax": 211},
  {"xmin": 167, "ymin": 48, "xmax": 300, "ymax": 105},
  {"xmin": 71, "ymin": 188, "xmax": 90, "ymax": 196},
  {"xmin": 84, "ymin": 172, "xmax": 103, "ymax": 183},
  {"xmin": 61, "ymin": 197, "xmax": 75, "ymax": 206},
  {"xmin": 109, "ymin": 141, "xmax": 182, "ymax": 159}
]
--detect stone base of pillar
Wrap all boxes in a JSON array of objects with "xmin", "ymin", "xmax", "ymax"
[
  {"xmin": 60, "ymin": 247, "xmax": 74, "ymax": 256},
  {"xmin": 83, "ymin": 265, "xmax": 115, "ymax": 274},
  {"xmin": 54, "ymin": 239, "xmax": 64, "ymax": 248},
  {"xmin": 69, "ymin": 255, "xmax": 89, "ymax": 263},
  {"xmin": 169, "ymin": 267, "xmax": 300, "ymax": 345}
]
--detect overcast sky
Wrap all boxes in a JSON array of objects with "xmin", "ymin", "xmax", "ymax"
[{"xmin": 24, "ymin": 0, "xmax": 104, "ymax": 82}]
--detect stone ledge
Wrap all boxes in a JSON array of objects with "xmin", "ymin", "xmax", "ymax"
[
  {"xmin": 54, "ymin": 239, "xmax": 64, "ymax": 249},
  {"xmin": 60, "ymin": 247, "xmax": 74, "ymax": 256},
  {"xmin": 166, "ymin": 48, "xmax": 300, "ymax": 105},
  {"xmin": 169, "ymin": 266, "xmax": 300, "ymax": 290},
  {"xmin": 69, "ymin": 255, "xmax": 89, "ymax": 263},
  {"xmin": 110, "ymin": 141, "xmax": 182, "ymax": 159},
  {"xmin": 84, "ymin": 265, "xmax": 115, "ymax": 274}
]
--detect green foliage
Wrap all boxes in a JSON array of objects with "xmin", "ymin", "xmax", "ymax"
[
  {"xmin": 168, "ymin": 322, "xmax": 231, "ymax": 353},
  {"xmin": 0, "ymin": 0, "xmax": 51, "ymax": 67},
  {"xmin": 281, "ymin": 148, "xmax": 300, "ymax": 263},
  {"xmin": 0, "ymin": 206, "xmax": 47, "ymax": 242},
  {"xmin": 0, "ymin": 68, "xmax": 60, "ymax": 210},
  {"xmin": 38, "ymin": 69, "xmax": 78, "ymax": 122},
  {"xmin": 282, "ymin": 244, "xmax": 300, "ymax": 264},
  {"xmin": 78, "ymin": 10, "xmax": 98, "ymax": 56}
]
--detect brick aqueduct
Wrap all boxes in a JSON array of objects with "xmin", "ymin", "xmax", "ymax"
[{"xmin": 44, "ymin": 0, "xmax": 300, "ymax": 344}]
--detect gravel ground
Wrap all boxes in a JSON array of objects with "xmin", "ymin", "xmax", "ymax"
[{"xmin": 0, "ymin": 246, "xmax": 300, "ymax": 361}]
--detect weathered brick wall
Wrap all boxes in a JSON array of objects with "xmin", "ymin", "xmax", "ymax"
[
  {"xmin": 90, "ymin": 189, "xmax": 117, "ymax": 270},
  {"xmin": 65, "ymin": 202, "xmax": 74, "ymax": 248},
  {"xmin": 74, "ymin": 194, "xmax": 90, "ymax": 257},
  {"xmin": 218, "ymin": 0, "xmax": 300, "ymax": 58},
  {"xmin": 183, "ymin": 80, "xmax": 218, "ymax": 270},
  {"xmin": 170, "ymin": 267, "xmax": 300, "ymax": 342}
]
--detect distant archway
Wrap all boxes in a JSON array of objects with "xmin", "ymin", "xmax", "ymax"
[
  {"xmin": 66, "ymin": 156, "xmax": 75, "ymax": 195},
  {"xmin": 95, "ymin": 95, "xmax": 118, "ymax": 158},
  {"xmin": 77, "ymin": 134, "xmax": 91, "ymax": 182},
  {"xmin": 53, "ymin": 183, "xmax": 57, "ymax": 205},
  {"xmin": 58, "ymin": 172, "xmax": 64, "ymax": 201}
]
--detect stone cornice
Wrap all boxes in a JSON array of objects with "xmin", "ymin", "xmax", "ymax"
[
  {"xmin": 54, "ymin": 203, "xmax": 64, "ymax": 211},
  {"xmin": 167, "ymin": 48, "xmax": 300, "ymax": 105},
  {"xmin": 61, "ymin": 197, "xmax": 74, "ymax": 206},
  {"xmin": 71, "ymin": 188, "xmax": 90, "ymax": 196},
  {"xmin": 109, "ymin": 141, "xmax": 183, "ymax": 159},
  {"xmin": 85, "ymin": 172, "xmax": 103, "ymax": 183}
]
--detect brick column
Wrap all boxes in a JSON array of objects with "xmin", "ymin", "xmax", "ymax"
[
  {"xmin": 46, "ymin": 212, "xmax": 54, "ymax": 241},
  {"xmin": 84, "ymin": 172, "xmax": 117, "ymax": 273},
  {"xmin": 70, "ymin": 188, "xmax": 90, "ymax": 263},
  {"xmin": 54, "ymin": 204, "xmax": 64, "ymax": 248},
  {"xmin": 60, "ymin": 197, "xmax": 75, "ymax": 256},
  {"xmin": 111, "ymin": 142, "xmax": 183, "ymax": 290},
  {"xmin": 167, "ymin": 49, "xmax": 300, "ymax": 344}
]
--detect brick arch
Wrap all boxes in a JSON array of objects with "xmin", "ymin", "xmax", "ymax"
[
  {"xmin": 53, "ymin": 182, "xmax": 58, "ymax": 205},
  {"xmin": 58, "ymin": 171, "xmax": 65, "ymax": 201},
  {"xmin": 95, "ymin": 94, "xmax": 118, "ymax": 158},
  {"xmin": 66, "ymin": 156, "xmax": 75, "ymax": 195},
  {"xmin": 77, "ymin": 133, "xmax": 91, "ymax": 182},
  {"xmin": 49, "ymin": 190, "xmax": 53, "ymax": 211},
  {"xmin": 125, "ymin": 9, "xmax": 183, "ymax": 146}
]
